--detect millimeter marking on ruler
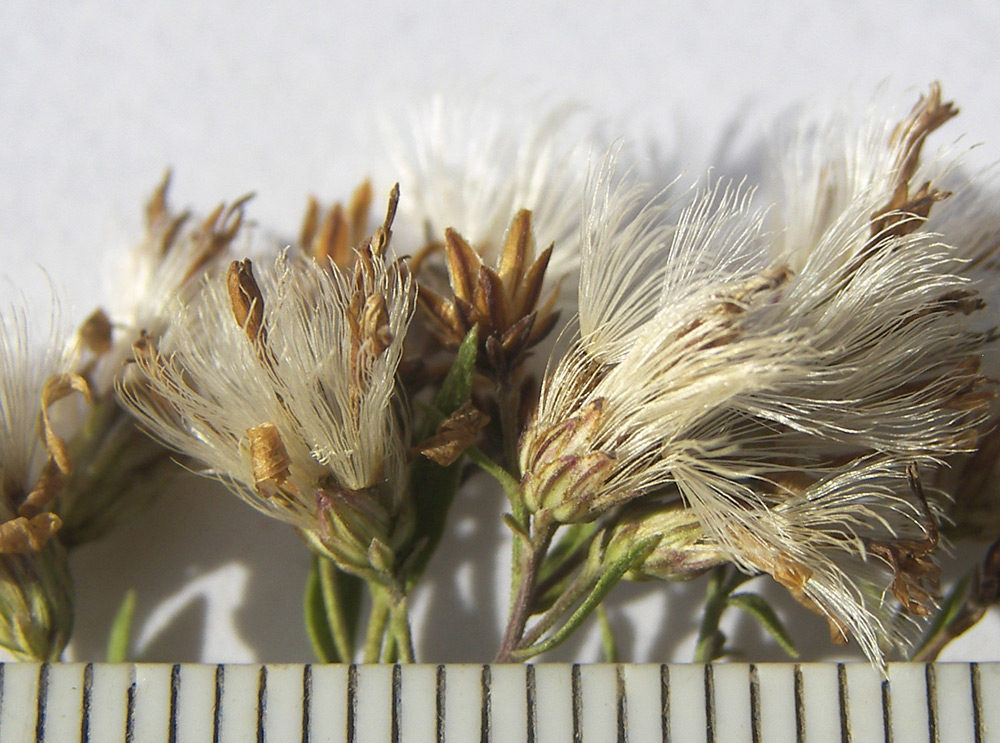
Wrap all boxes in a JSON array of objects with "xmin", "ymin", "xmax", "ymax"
[{"xmin": 1, "ymin": 663, "xmax": 997, "ymax": 743}]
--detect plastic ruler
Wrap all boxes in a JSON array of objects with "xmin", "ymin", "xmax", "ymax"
[{"xmin": 0, "ymin": 662, "xmax": 995, "ymax": 742}]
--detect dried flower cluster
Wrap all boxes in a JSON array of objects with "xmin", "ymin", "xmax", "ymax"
[{"xmin": 2, "ymin": 84, "xmax": 999, "ymax": 667}]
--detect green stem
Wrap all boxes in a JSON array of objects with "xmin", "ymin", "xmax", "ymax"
[
  {"xmin": 494, "ymin": 370, "xmax": 527, "ymax": 607},
  {"xmin": 363, "ymin": 586, "xmax": 390, "ymax": 664},
  {"xmin": 519, "ymin": 566, "xmax": 599, "ymax": 649},
  {"xmin": 467, "ymin": 443, "xmax": 531, "ymax": 606},
  {"xmin": 693, "ymin": 566, "xmax": 751, "ymax": 663},
  {"xmin": 388, "ymin": 591, "xmax": 415, "ymax": 663},
  {"xmin": 496, "ymin": 376, "xmax": 523, "ymax": 479},
  {"xmin": 319, "ymin": 558, "xmax": 355, "ymax": 663},
  {"xmin": 511, "ymin": 534, "xmax": 659, "ymax": 661},
  {"xmin": 496, "ymin": 517, "xmax": 555, "ymax": 662}
]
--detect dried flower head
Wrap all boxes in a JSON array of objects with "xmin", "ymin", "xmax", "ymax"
[
  {"xmin": 0, "ymin": 308, "xmax": 83, "ymax": 659},
  {"xmin": 120, "ymin": 191, "xmax": 417, "ymax": 580},
  {"xmin": 519, "ymin": 85, "xmax": 994, "ymax": 663},
  {"xmin": 419, "ymin": 209, "xmax": 561, "ymax": 372},
  {"xmin": 90, "ymin": 172, "xmax": 251, "ymax": 395}
]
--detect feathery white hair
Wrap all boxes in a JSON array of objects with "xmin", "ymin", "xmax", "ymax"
[{"xmin": 120, "ymin": 250, "xmax": 415, "ymax": 531}]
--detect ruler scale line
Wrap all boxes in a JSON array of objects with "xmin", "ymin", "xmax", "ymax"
[
  {"xmin": 705, "ymin": 664, "xmax": 716, "ymax": 743},
  {"xmin": 346, "ymin": 664, "xmax": 358, "ymax": 743},
  {"xmin": 435, "ymin": 664, "xmax": 446, "ymax": 743},
  {"xmin": 526, "ymin": 664, "xmax": 537, "ymax": 743},
  {"xmin": 169, "ymin": 664, "xmax": 180, "ymax": 743},
  {"xmin": 391, "ymin": 663, "xmax": 402, "ymax": 743},
  {"xmin": 125, "ymin": 665, "xmax": 137, "ymax": 743},
  {"xmin": 616, "ymin": 665, "xmax": 628, "ymax": 743},
  {"xmin": 34, "ymin": 662, "xmax": 48, "ymax": 743},
  {"xmin": 837, "ymin": 663, "xmax": 851, "ymax": 743},
  {"xmin": 881, "ymin": 675, "xmax": 893, "ymax": 743},
  {"xmin": 571, "ymin": 664, "xmax": 582, "ymax": 743},
  {"xmin": 257, "ymin": 665, "xmax": 267, "ymax": 743},
  {"xmin": 660, "ymin": 664, "xmax": 669, "ymax": 743},
  {"xmin": 81, "ymin": 662, "xmax": 93, "ymax": 743},
  {"xmin": 748, "ymin": 664, "xmax": 761, "ymax": 743},
  {"xmin": 971, "ymin": 663, "xmax": 983, "ymax": 743},
  {"xmin": 480, "ymin": 664, "xmax": 491, "ymax": 743},
  {"xmin": 925, "ymin": 663, "xmax": 937, "ymax": 743},
  {"xmin": 212, "ymin": 664, "xmax": 224, "ymax": 743},
  {"xmin": 793, "ymin": 664, "xmax": 805, "ymax": 743},
  {"xmin": 301, "ymin": 664, "xmax": 312, "ymax": 743}
]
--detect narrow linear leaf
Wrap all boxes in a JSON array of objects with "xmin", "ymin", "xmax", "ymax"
[
  {"xmin": 419, "ymin": 326, "xmax": 480, "ymax": 439},
  {"xmin": 517, "ymin": 534, "xmax": 659, "ymax": 660},
  {"xmin": 727, "ymin": 592, "xmax": 799, "ymax": 658},
  {"xmin": 534, "ymin": 522, "xmax": 598, "ymax": 613},
  {"xmin": 597, "ymin": 605, "xmax": 618, "ymax": 663},
  {"xmin": 406, "ymin": 327, "xmax": 480, "ymax": 586},
  {"xmin": 467, "ymin": 446, "xmax": 521, "ymax": 506},
  {"xmin": 304, "ymin": 555, "xmax": 363, "ymax": 662},
  {"xmin": 304, "ymin": 559, "xmax": 338, "ymax": 662},
  {"xmin": 106, "ymin": 589, "xmax": 136, "ymax": 663}
]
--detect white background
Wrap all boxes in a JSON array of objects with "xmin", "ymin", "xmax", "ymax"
[{"xmin": 2, "ymin": 0, "xmax": 999, "ymax": 663}]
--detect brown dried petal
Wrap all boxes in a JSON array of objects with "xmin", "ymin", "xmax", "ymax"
[
  {"xmin": 475, "ymin": 264, "xmax": 510, "ymax": 335},
  {"xmin": 227, "ymin": 259, "xmax": 266, "ymax": 344},
  {"xmin": 18, "ymin": 459, "xmax": 63, "ymax": 520},
  {"xmin": 360, "ymin": 294, "xmax": 392, "ymax": 357},
  {"xmin": 248, "ymin": 423, "xmax": 291, "ymax": 498},
  {"xmin": 318, "ymin": 202, "xmax": 350, "ymax": 267},
  {"xmin": 347, "ymin": 180, "xmax": 373, "ymax": 249},
  {"xmin": 417, "ymin": 287, "xmax": 468, "ymax": 345},
  {"xmin": 888, "ymin": 83, "xmax": 958, "ymax": 207},
  {"xmin": 78, "ymin": 309, "xmax": 113, "ymax": 356},
  {"xmin": 40, "ymin": 373, "xmax": 91, "ymax": 475},
  {"xmin": 0, "ymin": 513, "xmax": 62, "ymax": 554},
  {"xmin": 497, "ymin": 209, "xmax": 534, "ymax": 290},
  {"xmin": 500, "ymin": 313, "xmax": 537, "ymax": 359},
  {"xmin": 181, "ymin": 194, "xmax": 251, "ymax": 285},
  {"xmin": 444, "ymin": 229, "xmax": 483, "ymax": 304},
  {"xmin": 299, "ymin": 197, "xmax": 320, "ymax": 252},
  {"xmin": 145, "ymin": 170, "xmax": 172, "ymax": 230},
  {"xmin": 414, "ymin": 401, "xmax": 490, "ymax": 466},
  {"xmin": 513, "ymin": 243, "xmax": 553, "ymax": 321}
]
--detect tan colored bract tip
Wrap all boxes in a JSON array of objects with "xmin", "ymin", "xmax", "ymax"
[
  {"xmin": 419, "ymin": 210, "xmax": 560, "ymax": 371},
  {"xmin": 227, "ymin": 259, "xmax": 266, "ymax": 345},
  {"xmin": 300, "ymin": 180, "xmax": 375, "ymax": 268},
  {"xmin": 870, "ymin": 82, "xmax": 958, "ymax": 240}
]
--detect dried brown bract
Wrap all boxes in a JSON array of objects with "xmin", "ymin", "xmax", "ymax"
[
  {"xmin": 299, "ymin": 180, "xmax": 374, "ymax": 269},
  {"xmin": 419, "ymin": 210, "xmax": 560, "ymax": 373}
]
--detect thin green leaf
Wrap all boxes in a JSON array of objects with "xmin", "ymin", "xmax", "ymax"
[
  {"xmin": 106, "ymin": 589, "xmax": 136, "ymax": 663},
  {"xmin": 304, "ymin": 559, "xmax": 338, "ymax": 662},
  {"xmin": 516, "ymin": 534, "xmax": 659, "ymax": 660},
  {"xmin": 534, "ymin": 522, "xmax": 597, "ymax": 613},
  {"xmin": 304, "ymin": 555, "xmax": 363, "ymax": 662},
  {"xmin": 418, "ymin": 326, "xmax": 480, "ymax": 439},
  {"xmin": 597, "ymin": 605, "xmax": 618, "ymax": 663},
  {"xmin": 467, "ymin": 445, "xmax": 522, "ymax": 507},
  {"xmin": 727, "ymin": 592, "xmax": 799, "ymax": 658},
  {"xmin": 406, "ymin": 328, "xmax": 480, "ymax": 586}
]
